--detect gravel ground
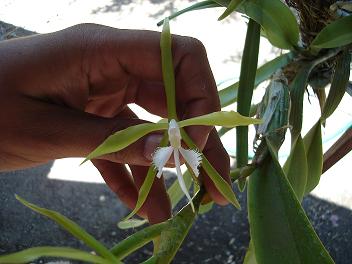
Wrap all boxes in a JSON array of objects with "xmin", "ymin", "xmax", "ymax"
[{"xmin": 1, "ymin": 163, "xmax": 352, "ymax": 263}]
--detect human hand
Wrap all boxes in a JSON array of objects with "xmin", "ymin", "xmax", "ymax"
[{"xmin": 0, "ymin": 24, "xmax": 231, "ymax": 223}]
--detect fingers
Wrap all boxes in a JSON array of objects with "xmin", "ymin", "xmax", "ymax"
[
  {"xmin": 73, "ymin": 24, "xmax": 219, "ymax": 151},
  {"xmin": 92, "ymin": 159, "xmax": 144, "ymax": 216},
  {"xmin": 129, "ymin": 165, "xmax": 171, "ymax": 224},
  {"xmin": 0, "ymin": 96, "xmax": 162, "ymax": 170},
  {"xmin": 200, "ymin": 128, "xmax": 231, "ymax": 206}
]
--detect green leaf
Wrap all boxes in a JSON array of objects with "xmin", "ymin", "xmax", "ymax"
[
  {"xmin": 118, "ymin": 218, "xmax": 148, "ymax": 230},
  {"xmin": 157, "ymin": 1, "xmax": 219, "ymax": 26},
  {"xmin": 82, "ymin": 122, "xmax": 167, "ymax": 162},
  {"xmin": 218, "ymin": 0, "xmax": 245, "ymax": 20},
  {"xmin": 124, "ymin": 133, "xmax": 169, "ymax": 220},
  {"xmin": 167, "ymin": 170, "xmax": 193, "ymax": 208},
  {"xmin": 160, "ymin": 18, "xmax": 177, "ymax": 120},
  {"xmin": 283, "ymin": 135, "xmax": 308, "ymax": 201},
  {"xmin": 240, "ymin": 0, "xmax": 299, "ymax": 49},
  {"xmin": 178, "ymin": 111, "xmax": 261, "ymax": 128},
  {"xmin": 321, "ymin": 50, "xmax": 351, "ymax": 121},
  {"xmin": 219, "ymin": 51, "xmax": 293, "ymax": 107},
  {"xmin": 303, "ymin": 121, "xmax": 323, "ymax": 194},
  {"xmin": 15, "ymin": 195, "xmax": 118, "ymax": 263},
  {"xmin": 0, "ymin": 247, "xmax": 114, "ymax": 264},
  {"xmin": 248, "ymin": 140, "xmax": 334, "ymax": 264},
  {"xmin": 289, "ymin": 49, "xmax": 342, "ymax": 142},
  {"xmin": 311, "ymin": 15, "xmax": 352, "ymax": 49},
  {"xmin": 198, "ymin": 201, "xmax": 214, "ymax": 214},
  {"xmin": 110, "ymin": 222, "xmax": 169, "ymax": 260},
  {"xmin": 181, "ymin": 129, "xmax": 240, "ymax": 208},
  {"xmin": 236, "ymin": 18, "xmax": 261, "ymax": 191},
  {"xmin": 243, "ymin": 241, "xmax": 257, "ymax": 264},
  {"xmin": 289, "ymin": 64, "xmax": 314, "ymax": 142}
]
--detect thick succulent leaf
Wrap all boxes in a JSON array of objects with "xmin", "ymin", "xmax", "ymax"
[
  {"xmin": 181, "ymin": 129, "xmax": 240, "ymax": 208},
  {"xmin": 248, "ymin": 140, "xmax": 334, "ymax": 264},
  {"xmin": 283, "ymin": 135, "xmax": 308, "ymax": 201},
  {"xmin": 311, "ymin": 15, "xmax": 352, "ymax": 49},
  {"xmin": 15, "ymin": 195, "xmax": 118, "ymax": 262},
  {"xmin": 110, "ymin": 222, "xmax": 169, "ymax": 260},
  {"xmin": 117, "ymin": 218, "xmax": 147, "ymax": 230},
  {"xmin": 243, "ymin": 241, "xmax": 257, "ymax": 264},
  {"xmin": 303, "ymin": 121, "xmax": 323, "ymax": 194},
  {"xmin": 219, "ymin": 52, "xmax": 293, "ymax": 107},
  {"xmin": 157, "ymin": 1, "xmax": 219, "ymax": 26},
  {"xmin": 0, "ymin": 247, "xmax": 114, "ymax": 264},
  {"xmin": 321, "ymin": 50, "xmax": 351, "ymax": 121},
  {"xmin": 160, "ymin": 18, "xmax": 177, "ymax": 120},
  {"xmin": 236, "ymin": 19, "xmax": 261, "ymax": 190},
  {"xmin": 83, "ymin": 122, "xmax": 167, "ymax": 162},
  {"xmin": 239, "ymin": 0, "xmax": 299, "ymax": 49},
  {"xmin": 178, "ymin": 111, "xmax": 261, "ymax": 128},
  {"xmin": 167, "ymin": 170, "xmax": 193, "ymax": 208},
  {"xmin": 218, "ymin": 0, "xmax": 245, "ymax": 20}
]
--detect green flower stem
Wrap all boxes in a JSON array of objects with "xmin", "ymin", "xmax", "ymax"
[
  {"xmin": 161, "ymin": 18, "xmax": 177, "ymax": 121},
  {"xmin": 110, "ymin": 222, "xmax": 170, "ymax": 260},
  {"xmin": 230, "ymin": 164, "xmax": 256, "ymax": 181}
]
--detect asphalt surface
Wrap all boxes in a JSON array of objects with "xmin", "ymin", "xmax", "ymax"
[{"xmin": 1, "ymin": 162, "xmax": 352, "ymax": 264}]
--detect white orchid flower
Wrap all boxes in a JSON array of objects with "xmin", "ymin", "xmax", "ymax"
[{"xmin": 152, "ymin": 119, "xmax": 202, "ymax": 211}]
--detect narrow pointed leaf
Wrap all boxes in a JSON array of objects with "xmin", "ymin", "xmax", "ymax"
[
  {"xmin": 219, "ymin": 52, "xmax": 293, "ymax": 107},
  {"xmin": 124, "ymin": 133, "xmax": 169, "ymax": 220},
  {"xmin": 118, "ymin": 218, "xmax": 147, "ymax": 230},
  {"xmin": 289, "ymin": 49, "xmax": 341, "ymax": 142},
  {"xmin": 160, "ymin": 18, "xmax": 177, "ymax": 120},
  {"xmin": 218, "ymin": 0, "xmax": 245, "ymax": 20},
  {"xmin": 157, "ymin": 1, "xmax": 219, "ymax": 26},
  {"xmin": 181, "ymin": 129, "xmax": 240, "ymax": 208},
  {"xmin": 248, "ymin": 140, "xmax": 334, "ymax": 264},
  {"xmin": 303, "ymin": 121, "xmax": 323, "ymax": 194},
  {"xmin": 178, "ymin": 111, "xmax": 261, "ymax": 128},
  {"xmin": 167, "ymin": 170, "xmax": 193, "ymax": 208},
  {"xmin": 289, "ymin": 65, "xmax": 312, "ymax": 142},
  {"xmin": 83, "ymin": 122, "xmax": 167, "ymax": 162},
  {"xmin": 243, "ymin": 241, "xmax": 257, "ymax": 264},
  {"xmin": 0, "ymin": 247, "xmax": 114, "ymax": 264},
  {"xmin": 110, "ymin": 222, "xmax": 169, "ymax": 260},
  {"xmin": 283, "ymin": 135, "xmax": 308, "ymax": 201},
  {"xmin": 311, "ymin": 15, "xmax": 352, "ymax": 49},
  {"xmin": 15, "ymin": 195, "xmax": 118, "ymax": 262},
  {"xmin": 198, "ymin": 201, "xmax": 214, "ymax": 214},
  {"xmin": 321, "ymin": 50, "xmax": 351, "ymax": 121},
  {"xmin": 236, "ymin": 18, "xmax": 260, "ymax": 190}
]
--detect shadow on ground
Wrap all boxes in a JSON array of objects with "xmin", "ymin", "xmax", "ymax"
[
  {"xmin": 1, "ymin": 162, "xmax": 352, "ymax": 264},
  {"xmin": 91, "ymin": 0, "xmax": 199, "ymax": 19}
]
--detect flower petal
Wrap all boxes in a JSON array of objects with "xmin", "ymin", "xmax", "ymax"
[
  {"xmin": 179, "ymin": 148, "xmax": 202, "ymax": 177},
  {"xmin": 174, "ymin": 149, "xmax": 195, "ymax": 212},
  {"xmin": 152, "ymin": 146, "xmax": 173, "ymax": 178}
]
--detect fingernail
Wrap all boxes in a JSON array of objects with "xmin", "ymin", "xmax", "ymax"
[{"xmin": 144, "ymin": 134, "xmax": 163, "ymax": 161}]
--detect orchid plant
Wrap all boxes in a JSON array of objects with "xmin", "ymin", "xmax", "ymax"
[{"xmin": 1, "ymin": 0, "xmax": 352, "ymax": 263}]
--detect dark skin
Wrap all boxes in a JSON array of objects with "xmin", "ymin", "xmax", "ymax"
[{"xmin": 0, "ymin": 24, "xmax": 231, "ymax": 224}]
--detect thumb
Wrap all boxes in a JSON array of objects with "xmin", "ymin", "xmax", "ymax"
[{"xmin": 3, "ymin": 98, "xmax": 161, "ymax": 168}]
